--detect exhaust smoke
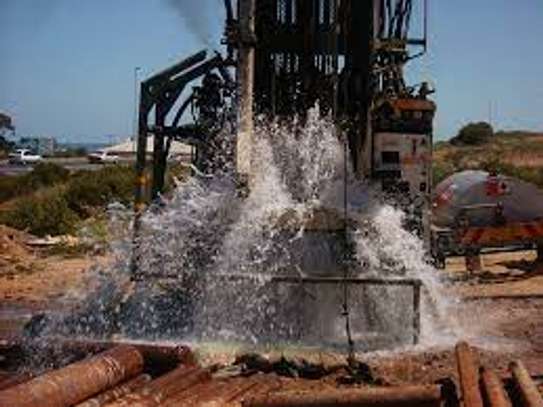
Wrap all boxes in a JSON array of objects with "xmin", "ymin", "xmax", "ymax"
[{"xmin": 166, "ymin": 0, "xmax": 224, "ymax": 47}]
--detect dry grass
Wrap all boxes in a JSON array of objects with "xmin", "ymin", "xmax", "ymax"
[{"xmin": 433, "ymin": 132, "xmax": 543, "ymax": 186}]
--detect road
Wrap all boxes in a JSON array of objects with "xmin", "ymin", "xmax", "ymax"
[{"xmin": 0, "ymin": 157, "xmax": 134, "ymax": 176}]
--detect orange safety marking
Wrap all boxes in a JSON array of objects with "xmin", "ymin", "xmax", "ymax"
[
  {"xmin": 136, "ymin": 175, "xmax": 148, "ymax": 186},
  {"xmin": 458, "ymin": 220, "xmax": 543, "ymax": 246},
  {"xmin": 525, "ymin": 223, "xmax": 539, "ymax": 238}
]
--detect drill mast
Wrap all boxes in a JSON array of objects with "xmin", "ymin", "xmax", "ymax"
[{"xmin": 135, "ymin": 0, "xmax": 435, "ymax": 213}]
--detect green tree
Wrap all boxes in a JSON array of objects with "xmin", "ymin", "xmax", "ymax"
[
  {"xmin": 0, "ymin": 135, "xmax": 15, "ymax": 154},
  {"xmin": 451, "ymin": 121, "xmax": 494, "ymax": 146}
]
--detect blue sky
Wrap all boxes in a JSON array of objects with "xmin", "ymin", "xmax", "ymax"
[{"xmin": 0, "ymin": 0, "xmax": 541, "ymax": 143}]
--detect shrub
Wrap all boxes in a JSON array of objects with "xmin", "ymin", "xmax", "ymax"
[
  {"xmin": 451, "ymin": 122, "xmax": 494, "ymax": 146},
  {"xmin": 26, "ymin": 162, "xmax": 70, "ymax": 187},
  {"xmin": 65, "ymin": 165, "xmax": 135, "ymax": 217},
  {"xmin": 0, "ymin": 187, "xmax": 80, "ymax": 237},
  {"xmin": 433, "ymin": 162, "xmax": 456, "ymax": 186},
  {"xmin": 0, "ymin": 176, "xmax": 21, "ymax": 202},
  {"xmin": 0, "ymin": 162, "xmax": 70, "ymax": 203}
]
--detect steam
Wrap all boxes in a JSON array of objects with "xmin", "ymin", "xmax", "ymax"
[{"xmin": 166, "ymin": 0, "xmax": 224, "ymax": 47}]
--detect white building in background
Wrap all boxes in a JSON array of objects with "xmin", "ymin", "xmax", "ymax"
[
  {"xmin": 19, "ymin": 137, "xmax": 57, "ymax": 156},
  {"xmin": 103, "ymin": 136, "xmax": 193, "ymax": 162}
]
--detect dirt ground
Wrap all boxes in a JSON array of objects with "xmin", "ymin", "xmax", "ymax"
[
  {"xmin": 0, "ymin": 224, "xmax": 542, "ymax": 383},
  {"xmin": 0, "ymin": 225, "xmax": 107, "ymax": 312}
]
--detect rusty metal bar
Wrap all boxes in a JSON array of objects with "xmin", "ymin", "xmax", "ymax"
[
  {"xmin": 481, "ymin": 368, "xmax": 512, "ymax": 407},
  {"xmin": 101, "ymin": 365, "xmax": 199, "ymax": 406},
  {"xmin": 464, "ymin": 294, "xmax": 543, "ymax": 302},
  {"xmin": 0, "ymin": 345, "xmax": 144, "ymax": 407},
  {"xmin": 510, "ymin": 360, "xmax": 543, "ymax": 407},
  {"xmin": 104, "ymin": 366, "xmax": 210, "ymax": 407},
  {"xmin": 455, "ymin": 341, "xmax": 483, "ymax": 407},
  {"xmin": 74, "ymin": 374, "xmax": 151, "ymax": 407},
  {"xmin": 270, "ymin": 276, "xmax": 423, "ymax": 286},
  {"xmin": 0, "ymin": 372, "xmax": 32, "ymax": 391},
  {"xmin": 242, "ymin": 385, "xmax": 442, "ymax": 407},
  {"xmin": 413, "ymin": 281, "xmax": 421, "ymax": 344},
  {"xmin": 164, "ymin": 377, "xmax": 260, "ymax": 407},
  {"xmin": 216, "ymin": 274, "xmax": 423, "ymax": 287},
  {"xmin": 33, "ymin": 338, "xmax": 195, "ymax": 375}
]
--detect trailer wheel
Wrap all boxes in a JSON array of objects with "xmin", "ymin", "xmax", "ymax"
[{"xmin": 433, "ymin": 254, "xmax": 446, "ymax": 269}]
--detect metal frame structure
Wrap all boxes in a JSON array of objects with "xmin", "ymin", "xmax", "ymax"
[
  {"xmin": 227, "ymin": 0, "xmax": 433, "ymax": 178},
  {"xmin": 207, "ymin": 274, "xmax": 422, "ymax": 346},
  {"xmin": 130, "ymin": 2, "xmax": 434, "ymax": 347},
  {"xmin": 134, "ymin": 51, "xmax": 235, "ymax": 208},
  {"xmin": 134, "ymin": 0, "xmax": 435, "ymax": 205},
  {"xmin": 246, "ymin": 275, "xmax": 422, "ymax": 344}
]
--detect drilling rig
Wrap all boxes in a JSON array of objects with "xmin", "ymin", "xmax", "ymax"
[
  {"xmin": 130, "ymin": 0, "xmax": 436, "ymax": 347},
  {"xmin": 135, "ymin": 0, "xmax": 435, "ymax": 215}
]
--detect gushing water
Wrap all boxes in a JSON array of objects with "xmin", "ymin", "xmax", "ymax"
[{"xmin": 28, "ymin": 108, "xmax": 460, "ymax": 356}]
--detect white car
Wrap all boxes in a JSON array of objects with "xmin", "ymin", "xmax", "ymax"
[
  {"xmin": 87, "ymin": 150, "xmax": 120, "ymax": 164},
  {"xmin": 8, "ymin": 149, "xmax": 43, "ymax": 165}
]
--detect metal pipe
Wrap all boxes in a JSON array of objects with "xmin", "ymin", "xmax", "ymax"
[
  {"xmin": 455, "ymin": 341, "xmax": 483, "ymax": 407},
  {"xmin": 74, "ymin": 374, "xmax": 151, "ymax": 407},
  {"xmin": 163, "ymin": 377, "xmax": 260, "ymax": 406},
  {"xmin": 134, "ymin": 83, "xmax": 150, "ymax": 213},
  {"xmin": 103, "ymin": 366, "xmax": 210, "ymax": 407},
  {"xmin": 0, "ymin": 345, "xmax": 144, "ymax": 407},
  {"xmin": 510, "ymin": 360, "xmax": 543, "ymax": 407},
  {"xmin": 217, "ymin": 275, "xmax": 423, "ymax": 287},
  {"xmin": 152, "ymin": 132, "xmax": 165, "ymax": 199},
  {"xmin": 39, "ymin": 339, "xmax": 196, "ymax": 374},
  {"xmin": 413, "ymin": 282, "xmax": 421, "ymax": 344},
  {"xmin": 242, "ymin": 385, "xmax": 443, "ymax": 407},
  {"xmin": 0, "ymin": 372, "xmax": 32, "ymax": 391},
  {"xmin": 480, "ymin": 368, "xmax": 512, "ymax": 407}
]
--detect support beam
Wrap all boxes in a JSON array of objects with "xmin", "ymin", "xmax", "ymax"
[
  {"xmin": 237, "ymin": 0, "xmax": 256, "ymax": 185},
  {"xmin": 134, "ymin": 84, "xmax": 151, "ymax": 213}
]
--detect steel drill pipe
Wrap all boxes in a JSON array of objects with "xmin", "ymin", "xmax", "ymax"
[
  {"xmin": 103, "ymin": 365, "xmax": 210, "ymax": 407},
  {"xmin": 52, "ymin": 339, "xmax": 196, "ymax": 369},
  {"xmin": 455, "ymin": 341, "xmax": 484, "ymax": 407},
  {"xmin": 0, "ymin": 345, "xmax": 144, "ymax": 407},
  {"xmin": 510, "ymin": 360, "xmax": 543, "ymax": 407},
  {"xmin": 163, "ymin": 377, "xmax": 260, "ymax": 406},
  {"xmin": 0, "ymin": 372, "xmax": 32, "ymax": 391},
  {"xmin": 481, "ymin": 368, "xmax": 512, "ymax": 407},
  {"xmin": 74, "ymin": 374, "xmax": 151, "ymax": 407},
  {"xmin": 242, "ymin": 385, "xmax": 443, "ymax": 407}
]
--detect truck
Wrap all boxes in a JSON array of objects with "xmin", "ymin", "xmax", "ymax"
[
  {"xmin": 431, "ymin": 170, "xmax": 543, "ymax": 269},
  {"xmin": 8, "ymin": 149, "xmax": 43, "ymax": 165}
]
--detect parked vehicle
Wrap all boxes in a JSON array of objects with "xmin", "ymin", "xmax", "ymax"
[
  {"xmin": 8, "ymin": 149, "xmax": 43, "ymax": 165},
  {"xmin": 87, "ymin": 150, "xmax": 119, "ymax": 164}
]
